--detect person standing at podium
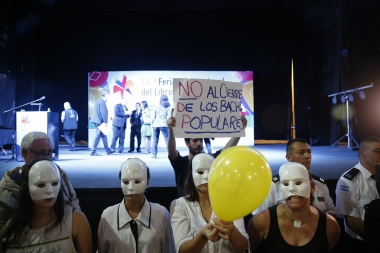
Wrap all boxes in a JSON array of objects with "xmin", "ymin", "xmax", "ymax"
[
  {"xmin": 90, "ymin": 91, "xmax": 114, "ymax": 156},
  {"xmin": 61, "ymin": 102, "xmax": 78, "ymax": 151}
]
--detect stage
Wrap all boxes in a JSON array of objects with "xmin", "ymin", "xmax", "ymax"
[
  {"xmin": 0, "ymin": 142, "xmax": 359, "ymax": 252},
  {"xmin": 0, "ymin": 142, "xmax": 359, "ymax": 189}
]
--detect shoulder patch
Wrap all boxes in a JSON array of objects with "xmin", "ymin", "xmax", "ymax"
[
  {"xmin": 343, "ymin": 168, "xmax": 360, "ymax": 181},
  {"xmin": 312, "ymin": 174, "xmax": 325, "ymax": 184},
  {"xmin": 272, "ymin": 174, "xmax": 279, "ymax": 183}
]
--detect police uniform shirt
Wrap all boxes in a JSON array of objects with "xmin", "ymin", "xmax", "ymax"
[
  {"xmin": 252, "ymin": 175, "xmax": 336, "ymax": 215},
  {"xmin": 335, "ymin": 162, "xmax": 379, "ymax": 240}
]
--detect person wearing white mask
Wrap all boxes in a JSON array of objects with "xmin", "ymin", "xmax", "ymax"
[
  {"xmin": 1, "ymin": 160, "xmax": 92, "ymax": 253},
  {"xmin": 252, "ymin": 138, "xmax": 336, "ymax": 216},
  {"xmin": 248, "ymin": 162, "xmax": 340, "ymax": 253},
  {"xmin": 97, "ymin": 158, "xmax": 175, "ymax": 253},
  {"xmin": 170, "ymin": 153, "xmax": 249, "ymax": 253}
]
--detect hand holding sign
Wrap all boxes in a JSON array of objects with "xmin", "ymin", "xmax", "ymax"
[
  {"xmin": 172, "ymin": 78, "xmax": 246, "ymax": 138},
  {"xmin": 167, "ymin": 108, "xmax": 176, "ymax": 129},
  {"xmin": 240, "ymin": 108, "xmax": 247, "ymax": 129}
]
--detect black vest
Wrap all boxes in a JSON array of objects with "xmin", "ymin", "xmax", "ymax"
[{"xmin": 63, "ymin": 109, "xmax": 78, "ymax": 130}]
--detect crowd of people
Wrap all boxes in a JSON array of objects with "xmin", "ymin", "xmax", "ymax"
[
  {"xmin": 0, "ymin": 93, "xmax": 378, "ymax": 252},
  {"xmin": 1, "ymin": 128, "xmax": 379, "ymax": 252}
]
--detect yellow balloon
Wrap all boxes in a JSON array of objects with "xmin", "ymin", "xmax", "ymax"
[{"xmin": 209, "ymin": 146, "xmax": 272, "ymax": 221}]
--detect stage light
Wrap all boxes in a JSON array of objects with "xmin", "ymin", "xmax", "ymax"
[
  {"xmin": 328, "ymin": 83, "xmax": 374, "ymax": 149},
  {"xmin": 348, "ymin": 93, "xmax": 354, "ymax": 102},
  {"xmin": 340, "ymin": 94, "xmax": 346, "ymax": 103},
  {"xmin": 358, "ymin": 90, "xmax": 366, "ymax": 100}
]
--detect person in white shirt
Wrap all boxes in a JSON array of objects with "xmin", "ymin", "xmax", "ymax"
[
  {"xmin": 97, "ymin": 158, "xmax": 175, "ymax": 253},
  {"xmin": 252, "ymin": 138, "xmax": 336, "ymax": 216},
  {"xmin": 335, "ymin": 136, "xmax": 380, "ymax": 252},
  {"xmin": 171, "ymin": 153, "xmax": 249, "ymax": 253},
  {"xmin": 1, "ymin": 160, "xmax": 92, "ymax": 253}
]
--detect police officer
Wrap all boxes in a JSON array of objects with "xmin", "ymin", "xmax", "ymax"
[{"xmin": 335, "ymin": 136, "xmax": 380, "ymax": 253}]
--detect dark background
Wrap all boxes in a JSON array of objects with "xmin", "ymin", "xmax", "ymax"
[{"xmin": 1, "ymin": 0, "xmax": 380, "ymax": 145}]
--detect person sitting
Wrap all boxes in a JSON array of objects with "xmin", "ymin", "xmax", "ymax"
[
  {"xmin": 97, "ymin": 158, "xmax": 175, "ymax": 253},
  {"xmin": 171, "ymin": 153, "xmax": 249, "ymax": 253},
  {"xmin": 248, "ymin": 162, "xmax": 340, "ymax": 253},
  {"xmin": 0, "ymin": 131, "xmax": 80, "ymax": 229},
  {"xmin": 0, "ymin": 160, "xmax": 92, "ymax": 252}
]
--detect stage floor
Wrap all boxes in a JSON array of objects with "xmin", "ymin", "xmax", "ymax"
[{"xmin": 0, "ymin": 143, "xmax": 359, "ymax": 189}]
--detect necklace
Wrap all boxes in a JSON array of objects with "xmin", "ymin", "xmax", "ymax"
[{"xmin": 284, "ymin": 206, "xmax": 302, "ymax": 228}]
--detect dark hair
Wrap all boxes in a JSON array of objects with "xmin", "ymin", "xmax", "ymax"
[
  {"xmin": 3, "ymin": 159, "xmax": 65, "ymax": 248},
  {"xmin": 118, "ymin": 159, "xmax": 150, "ymax": 180},
  {"xmin": 141, "ymin": 101, "xmax": 148, "ymax": 109},
  {"xmin": 183, "ymin": 159, "xmax": 199, "ymax": 202},
  {"xmin": 119, "ymin": 168, "xmax": 151, "ymax": 180},
  {"xmin": 101, "ymin": 91, "xmax": 109, "ymax": 97},
  {"xmin": 286, "ymin": 138, "xmax": 309, "ymax": 154},
  {"xmin": 184, "ymin": 138, "xmax": 204, "ymax": 144}
]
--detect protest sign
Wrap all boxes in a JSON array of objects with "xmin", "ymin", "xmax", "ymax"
[{"xmin": 172, "ymin": 78, "xmax": 245, "ymax": 138}]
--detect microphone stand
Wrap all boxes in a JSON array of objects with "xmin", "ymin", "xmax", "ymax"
[{"xmin": 3, "ymin": 97, "xmax": 45, "ymax": 162}]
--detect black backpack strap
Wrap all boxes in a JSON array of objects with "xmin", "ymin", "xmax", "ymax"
[{"xmin": 343, "ymin": 168, "xmax": 360, "ymax": 181}]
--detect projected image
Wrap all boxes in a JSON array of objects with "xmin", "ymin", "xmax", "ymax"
[{"xmin": 88, "ymin": 71, "xmax": 254, "ymax": 148}]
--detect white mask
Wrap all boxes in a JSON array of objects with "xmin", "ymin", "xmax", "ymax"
[
  {"xmin": 192, "ymin": 153, "xmax": 215, "ymax": 187},
  {"xmin": 28, "ymin": 160, "xmax": 61, "ymax": 201},
  {"xmin": 279, "ymin": 162, "xmax": 310, "ymax": 199},
  {"xmin": 120, "ymin": 158, "xmax": 148, "ymax": 195}
]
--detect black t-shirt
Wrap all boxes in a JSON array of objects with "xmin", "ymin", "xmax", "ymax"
[{"xmin": 169, "ymin": 149, "xmax": 221, "ymax": 197}]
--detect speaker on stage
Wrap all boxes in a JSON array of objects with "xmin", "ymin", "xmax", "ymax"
[{"xmin": 16, "ymin": 111, "xmax": 59, "ymax": 162}]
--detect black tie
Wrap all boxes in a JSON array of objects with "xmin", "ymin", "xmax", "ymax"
[{"xmin": 130, "ymin": 220, "xmax": 138, "ymax": 253}]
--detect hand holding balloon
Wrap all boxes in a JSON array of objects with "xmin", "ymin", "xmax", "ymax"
[
  {"xmin": 212, "ymin": 217, "xmax": 235, "ymax": 240},
  {"xmin": 202, "ymin": 223, "xmax": 220, "ymax": 243}
]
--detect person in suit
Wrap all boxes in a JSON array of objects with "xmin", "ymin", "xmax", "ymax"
[
  {"xmin": 128, "ymin": 102, "xmax": 143, "ymax": 153},
  {"xmin": 61, "ymin": 102, "xmax": 78, "ymax": 151},
  {"xmin": 110, "ymin": 98, "xmax": 130, "ymax": 153},
  {"xmin": 90, "ymin": 91, "xmax": 114, "ymax": 156}
]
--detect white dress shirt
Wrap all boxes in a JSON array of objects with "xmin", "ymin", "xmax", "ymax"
[
  {"xmin": 252, "ymin": 175, "xmax": 336, "ymax": 215},
  {"xmin": 97, "ymin": 197, "xmax": 175, "ymax": 253},
  {"xmin": 171, "ymin": 197, "xmax": 249, "ymax": 253},
  {"xmin": 335, "ymin": 162, "xmax": 379, "ymax": 240}
]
